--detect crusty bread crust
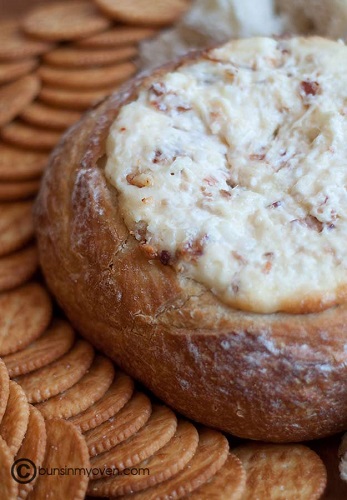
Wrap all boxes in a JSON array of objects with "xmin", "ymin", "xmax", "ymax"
[{"xmin": 35, "ymin": 48, "xmax": 347, "ymax": 442}]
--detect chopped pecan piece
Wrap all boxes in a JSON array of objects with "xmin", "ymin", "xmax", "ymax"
[
  {"xmin": 300, "ymin": 80, "xmax": 320, "ymax": 96},
  {"xmin": 126, "ymin": 172, "xmax": 153, "ymax": 188},
  {"xmin": 177, "ymin": 234, "xmax": 208, "ymax": 262},
  {"xmin": 159, "ymin": 250, "xmax": 171, "ymax": 266}
]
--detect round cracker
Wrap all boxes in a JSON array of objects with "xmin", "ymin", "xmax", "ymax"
[
  {"xmin": 0, "ymin": 74, "xmax": 40, "ymax": 128},
  {"xmin": 91, "ymin": 404, "xmax": 177, "ymax": 479},
  {"xmin": 70, "ymin": 371, "xmax": 134, "ymax": 432},
  {"xmin": 0, "ymin": 201, "xmax": 34, "ymax": 257},
  {"xmin": 21, "ymin": 102, "xmax": 82, "ymax": 131},
  {"xmin": 21, "ymin": 1, "xmax": 111, "ymax": 42},
  {"xmin": 39, "ymin": 85, "xmax": 118, "ymax": 111},
  {"xmin": 88, "ymin": 420, "xmax": 199, "ymax": 497},
  {"xmin": 37, "ymin": 355, "xmax": 115, "ymax": 419},
  {"xmin": 0, "ymin": 435, "xmax": 18, "ymax": 499},
  {"xmin": 43, "ymin": 45, "xmax": 138, "ymax": 68},
  {"xmin": 15, "ymin": 339, "xmax": 94, "ymax": 404},
  {"xmin": 39, "ymin": 62, "xmax": 137, "ymax": 90},
  {"xmin": 0, "ymin": 381, "xmax": 30, "ymax": 455},
  {"xmin": 0, "ymin": 144, "xmax": 47, "ymax": 182},
  {"xmin": 0, "ymin": 179, "xmax": 40, "ymax": 202},
  {"xmin": 0, "ymin": 358, "xmax": 10, "ymax": 425},
  {"xmin": 27, "ymin": 419, "xmax": 89, "ymax": 500},
  {"xmin": 1, "ymin": 121, "xmax": 62, "ymax": 152},
  {"xmin": 16, "ymin": 405, "xmax": 46, "ymax": 500},
  {"xmin": 3, "ymin": 319, "xmax": 75, "ymax": 378},
  {"xmin": 76, "ymin": 26, "xmax": 158, "ymax": 48},
  {"xmin": 0, "ymin": 21, "xmax": 53, "ymax": 61},
  {"xmin": 122, "ymin": 427, "xmax": 229, "ymax": 500},
  {"xmin": 233, "ymin": 443, "xmax": 327, "ymax": 500},
  {"xmin": 0, "ymin": 282, "xmax": 52, "ymax": 356},
  {"xmin": 95, "ymin": 0, "xmax": 188, "ymax": 26},
  {"xmin": 85, "ymin": 392, "xmax": 152, "ymax": 457},
  {"xmin": 0, "ymin": 59, "xmax": 38, "ymax": 86},
  {"xmin": 188, "ymin": 453, "xmax": 246, "ymax": 500},
  {"xmin": 0, "ymin": 245, "xmax": 38, "ymax": 294}
]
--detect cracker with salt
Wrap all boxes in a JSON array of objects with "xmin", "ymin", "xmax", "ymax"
[
  {"xmin": 70, "ymin": 372, "xmax": 134, "ymax": 432},
  {"xmin": 22, "ymin": 1, "xmax": 111, "ymax": 42},
  {"xmin": 0, "ymin": 21, "xmax": 53, "ymax": 61},
  {"xmin": 85, "ymin": 392, "xmax": 152, "ymax": 457},
  {"xmin": 0, "ymin": 144, "xmax": 47, "ymax": 181},
  {"xmin": 0, "ymin": 245, "xmax": 38, "ymax": 294},
  {"xmin": 0, "ymin": 201, "xmax": 34, "ymax": 257},
  {"xmin": 95, "ymin": 0, "xmax": 188, "ymax": 26},
  {"xmin": 124, "ymin": 428, "xmax": 229, "ymax": 500},
  {"xmin": 39, "ymin": 62, "xmax": 136, "ymax": 90},
  {"xmin": 0, "ymin": 282, "xmax": 52, "ymax": 357},
  {"xmin": 43, "ymin": 45, "xmax": 137, "ymax": 68},
  {"xmin": 3, "ymin": 319, "xmax": 74, "ymax": 378},
  {"xmin": 21, "ymin": 102, "xmax": 82, "ymax": 131},
  {"xmin": 37, "ymin": 355, "xmax": 115, "ymax": 419},
  {"xmin": 16, "ymin": 406, "xmax": 46, "ymax": 500},
  {"xmin": 0, "ymin": 435, "xmax": 18, "ymax": 500},
  {"xmin": 0, "ymin": 74, "xmax": 40, "ymax": 128},
  {"xmin": 27, "ymin": 419, "xmax": 89, "ymax": 500},
  {"xmin": 0, "ymin": 381, "xmax": 29, "ymax": 455},
  {"xmin": 1, "ymin": 121, "xmax": 61, "ymax": 151},
  {"xmin": 233, "ymin": 443, "xmax": 327, "ymax": 500},
  {"xmin": 0, "ymin": 358, "xmax": 10, "ymax": 425},
  {"xmin": 0, "ymin": 59, "xmax": 38, "ymax": 86},
  {"xmin": 88, "ymin": 420, "xmax": 200, "ymax": 497},
  {"xmin": 76, "ymin": 26, "xmax": 158, "ymax": 48},
  {"xmin": 15, "ymin": 339, "xmax": 94, "ymax": 404},
  {"xmin": 91, "ymin": 404, "xmax": 177, "ymax": 479},
  {"xmin": 187, "ymin": 453, "xmax": 246, "ymax": 500}
]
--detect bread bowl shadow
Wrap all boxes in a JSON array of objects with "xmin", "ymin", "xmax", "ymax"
[{"xmin": 34, "ymin": 63, "xmax": 347, "ymax": 443}]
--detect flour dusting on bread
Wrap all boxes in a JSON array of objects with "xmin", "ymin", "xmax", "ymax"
[{"xmin": 106, "ymin": 37, "xmax": 347, "ymax": 314}]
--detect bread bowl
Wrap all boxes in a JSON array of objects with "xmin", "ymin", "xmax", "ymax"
[{"xmin": 35, "ymin": 36, "xmax": 347, "ymax": 442}]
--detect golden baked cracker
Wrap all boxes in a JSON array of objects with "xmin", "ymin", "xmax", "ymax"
[
  {"xmin": 0, "ymin": 245, "xmax": 38, "ymax": 294},
  {"xmin": 0, "ymin": 282, "xmax": 52, "ymax": 357},
  {"xmin": 95, "ymin": 0, "xmax": 188, "ymax": 26},
  {"xmin": 76, "ymin": 26, "xmax": 158, "ymax": 48},
  {"xmin": 85, "ymin": 392, "xmax": 152, "ymax": 457},
  {"xmin": 88, "ymin": 420, "xmax": 200, "ymax": 497},
  {"xmin": 0, "ymin": 74, "xmax": 40, "ymax": 128},
  {"xmin": 16, "ymin": 406, "xmax": 46, "ymax": 500},
  {"xmin": 37, "ymin": 355, "xmax": 115, "ymax": 419},
  {"xmin": 187, "ymin": 453, "xmax": 246, "ymax": 500},
  {"xmin": 0, "ymin": 358, "xmax": 10, "ymax": 425},
  {"xmin": 0, "ymin": 201, "xmax": 34, "ymax": 257},
  {"xmin": 21, "ymin": 102, "xmax": 82, "ymax": 131},
  {"xmin": 3, "ymin": 319, "xmax": 74, "ymax": 378},
  {"xmin": 91, "ymin": 404, "xmax": 177, "ymax": 479},
  {"xmin": 70, "ymin": 371, "xmax": 134, "ymax": 432},
  {"xmin": 0, "ymin": 21, "xmax": 53, "ymax": 61},
  {"xmin": 43, "ymin": 45, "xmax": 138, "ymax": 68},
  {"xmin": 21, "ymin": 1, "xmax": 111, "ymax": 42},
  {"xmin": 39, "ymin": 62, "xmax": 137, "ymax": 90},
  {"xmin": 0, "ymin": 144, "xmax": 47, "ymax": 182},
  {"xmin": 122, "ymin": 427, "xmax": 229, "ymax": 500},
  {"xmin": 39, "ymin": 85, "xmax": 118, "ymax": 111},
  {"xmin": 15, "ymin": 339, "xmax": 94, "ymax": 404},
  {"xmin": 0, "ymin": 179, "xmax": 41, "ymax": 202},
  {"xmin": 27, "ymin": 419, "xmax": 89, "ymax": 500},
  {"xmin": 0, "ymin": 381, "xmax": 29, "ymax": 455},
  {"xmin": 1, "ymin": 121, "xmax": 62, "ymax": 152},
  {"xmin": 233, "ymin": 443, "xmax": 327, "ymax": 500},
  {"xmin": 0, "ymin": 59, "xmax": 38, "ymax": 86},
  {"xmin": 0, "ymin": 435, "xmax": 18, "ymax": 499}
]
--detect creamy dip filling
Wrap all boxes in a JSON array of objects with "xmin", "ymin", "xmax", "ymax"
[{"xmin": 106, "ymin": 37, "xmax": 347, "ymax": 314}]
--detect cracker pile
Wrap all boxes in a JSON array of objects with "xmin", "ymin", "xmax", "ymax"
[{"xmin": 0, "ymin": 0, "xmax": 340, "ymax": 498}]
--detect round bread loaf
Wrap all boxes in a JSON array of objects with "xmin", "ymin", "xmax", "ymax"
[{"xmin": 35, "ymin": 36, "xmax": 347, "ymax": 442}]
